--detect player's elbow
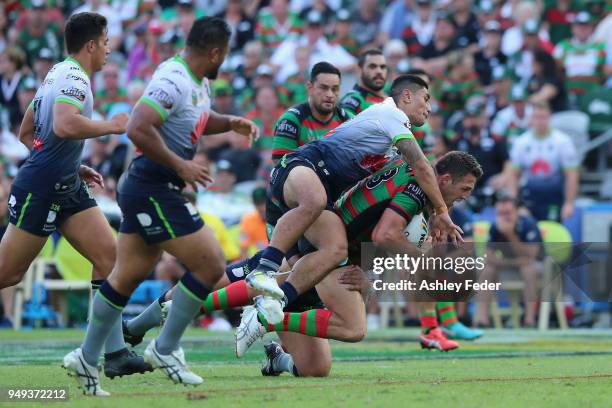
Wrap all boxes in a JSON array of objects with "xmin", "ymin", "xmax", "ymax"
[{"xmin": 126, "ymin": 122, "xmax": 146, "ymax": 145}]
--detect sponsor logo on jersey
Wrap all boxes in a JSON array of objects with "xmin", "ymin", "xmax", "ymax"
[
  {"xmin": 60, "ymin": 86, "xmax": 86, "ymax": 102},
  {"xmin": 277, "ymin": 120, "xmax": 297, "ymax": 135},
  {"xmin": 65, "ymin": 73, "xmax": 88, "ymax": 86},
  {"xmin": 147, "ymin": 88, "xmax": 174, "ymax": 109},
  {"xmin": 137, "ymin": 213, "xmax": 153, "ymax": 227},
  {"xmin": 404, "ymin": 121, "xmax": 411, "ymax": 130},
  {"xmin": 46, "ymin": 210, "xmax": 57, "ymax": 224},
  {"xmin": 403, "ymin": 182, "xmax": 425, "ymax": 207},
  {"xmin": 8, "ymin": 195, "xmax": 16, "ymax": 208}
]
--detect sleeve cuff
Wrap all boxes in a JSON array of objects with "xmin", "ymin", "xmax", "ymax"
[
  {"xmin": 140, "ymin": 96, "xmax": 168, "ymax": 121},
  {"xmin": 392, "ymin": 132, "xmax": 415, "ymax": 145},
  {"xmin": 54, "ymin": 96, "xmax": 83, "ymax": 112}
]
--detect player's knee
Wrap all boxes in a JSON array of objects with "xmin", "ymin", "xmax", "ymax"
[
  {"xmin": 90, "ymin": 246, "xmax": 117, "ymax": 277},
  {"xmin": 339, "ymin": 319, "xmax": 366, "ymax": 342},
  {"xmin": 296, "ymin": 361, "xmax": 331, "ymax": 377},
  {"xmin": 0, "ymin": 259, "xmax": 27, "ymax": 288},
  {"xmin": 326, "ymin": 241, "xmax": 348, "ymax": 264}
]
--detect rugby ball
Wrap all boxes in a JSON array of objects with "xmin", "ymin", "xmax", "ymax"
[{"xmin": 404, "ymin": 213, "xmax": 429, "ymax": 248}]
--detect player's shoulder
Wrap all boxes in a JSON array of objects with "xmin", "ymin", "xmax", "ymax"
[
  {"xmin": 340, "ymin": 90, "xmax": 363, "ymax": 109},
  {"xmin": 282, "ymin": 103, "xmax": 309, "ymax": 122},
  {"xmin": 55, "ymin": 60, "xmax": 90, "ymax": 85},
  {"xmin": 153, "ymin": 58, "xmax": 191, "ymax": 88},
  {"xmin": 336, "ymin": 105, "xmax": 353, "ymax": 121}
]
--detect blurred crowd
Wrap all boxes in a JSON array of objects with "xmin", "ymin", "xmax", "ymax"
[{"xmin": 0, "ymin": 0, "xmax": 610, "ymax": 327}]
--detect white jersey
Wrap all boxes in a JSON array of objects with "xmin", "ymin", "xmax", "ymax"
[{"xmin": 129, "ymin": 55, "xmax": 212, "ymax": 185}]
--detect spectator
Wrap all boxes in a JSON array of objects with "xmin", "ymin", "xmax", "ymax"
[
  {"xmin": 501, "ymin": 1, "xmax": 549, "ymax": 57},
  {"xmin": 553, "ymin": 11, "xmax": 608, "ymax": 108},
  {"xmin": 417, "ymin": 12, "xmax": 460, "ymax": 75},
  {"xmin": 32, "ymin": 48, "xmax": 55, "ymax": 84},
  {"xmin": 350, "ymin": 0, "xmax": 382, "ymax": 48},
  {"xmin": 383, "ymin": 40, "xmax": 409, "ymax": 85},
  {"xmin": 299, "ymin": 0, "xmax": 335, "ymax": 26},
  {"xmin": 245, "ymin": 84, "xmax": 286, "ymax": 156},
  {"xmin": 433, "ymin": 51, "xmax": 483, "ymax": 121},
  {"xmin": 491, "ymin": 85, "xmax": 533, "ymax": 147},
  {"xmin": 506, "ymin": 19, "xmax": 553, "ymax": 87},
  {"xmin": 255, "ymin": 0, "xmax": 303, "ymax": 54},
  {"xmin": 527, "ymin": 48, "xmax": 568, "ymax": 112},
  {"xmin": 270, "ymin": 10, "xmax": 356, "ymax": 83},
  {"xmin": 212, "ymin": 80, "xmax": 239, "ymax": 115},
  {"xmin": 449, "ymin": 0, "xmax": 480, "ymax": 49},
  {"xmin": 400, "ymin": 0, "xmax": 436, "ymax": 56},
  {"xmin": 284, "ymin": 46, "xmax": 311, "ymax": 106},
  {"xmin": 95, "ymin": 61, "xmax": 127, "ymax": 115},
  {"xmin": 239, "ymin": 186, "xmax": 268, "ymax": 258},
  {"xmin": 0, "ymin": 47, "xmax": 26, "ymax": 130},
  {"xmin": 510, "ymin": 101, "xmax": 579, "ymax": 221},
  {"xmin": 339, "ymin": 49, "xmax": 387, "ymax": 115},
  {"xmin": 542, "ymin": 0, "xmax": 578, "ymax": 45},
  {"xmin": 197, "ymin": 159, "xmax": 254, "ymax": 226},
  {"xmin": 107, "ymin": 79, "xmax": 146, "ymax": 145},
  {"xmin": 446, "ymin": 103, "xmax": 511, "ymax": 199},
  {"xmin": 217, "ymin": 0, "xmax": 255, "ymax": 54},
  {"xmin": 474, "ymin": 21, "xmax": 507, "ymax": 87},
  {"xmin": 72, "ymin": 0, "xmax": 123, "ymax": 51},
  {"xmin": 327, "ymin": 9, "xmax": 359, "ymax": 57},
  {"xmin": 0, "ymin": 184, "xmax": 13, "ymax": 328},
  {"xmin": 232, "ymin": 40, "xmax": 264, "ymax": 102},
  {"xmin": 475, "ymin": 190, "xmax": 543, "ymax": 328},
  {"xmin": 485, "ymin": 66, "xmax": 513, "ymax": 119},
  {"xmin": 15, "ymin": 0, "xmax": 63, "ymax": 67},
  {"xmin": 379, "ymin": 0, "xmax": 413, "ymax": 42}
]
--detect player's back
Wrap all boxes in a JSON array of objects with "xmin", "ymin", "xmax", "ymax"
[
  {"xmin": 127, "ymin": 55, "xmax": 212, "ymax": 189},
  {"xmin": 334, "ymin": 159, "xmax": 427, "ymax": 242},
  {"xmin": 13, "ymin": 58, "xmax": 93, "ymax": 196}
]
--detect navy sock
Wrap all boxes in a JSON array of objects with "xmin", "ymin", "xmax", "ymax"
[
  {"xmin": 280, "ymin": 281, "xmax": 298, "ymax": 305},
  {"xmin": 259, "ymin": 246, "xmax": 285, "ymax": 271}
]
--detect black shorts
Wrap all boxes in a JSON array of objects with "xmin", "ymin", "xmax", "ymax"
[
  {"xmin": 117, "ymin": 176, "xmax": 204, "ymax": 245},
  {"xmin": 8, "ymin": 182, "xmax": 97, "ymax": 236}
]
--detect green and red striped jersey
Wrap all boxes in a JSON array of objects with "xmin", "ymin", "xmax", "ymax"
[
  {"xmin": 412, "ymin": 122, "xmax": 435, "ymax": 161},
  {"xmin": 246, "ymin": 107, "xmax": 286, "ymax": 150},
  {"xmin": 339, "ymin": 84, "xmax": 386, "ymax": 115},
  {"xmin": 255, "ymin": 9, "xmax": 303, "ymax": 52},
  {"xmin": 433, "ymin": 72, "xmax": 483, "ymax": 119},
  {"xmin": 272, "ymin": 102, "xmax": 353, "ymax": 160},
  {"xmin": 335, "ymin": 160, "xmax": 427, "ymax": 243},
  {"xmin": 553, "ymin": 39, "xmax": 607, "ymax": 96}
]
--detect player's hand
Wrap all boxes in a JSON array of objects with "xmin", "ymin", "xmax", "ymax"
[
  {"xmin": 109, "ymin": 112, "xmax": 129, "ymax": 134},
  {"xmin": 561, "ymin": 202, "xmax": 574, "ymax": 220},
  {"xmin": 430, "ymin": 212, "xmax": 463, "ymax": 246},
  {"xmin": 338, "ymin": 265, "xmax": 368, "ymax": 293},
  {"xmin": 176, "ymin": 159, "xmax": 213, "ymax": 190},
  {"xmin": 230, "ymin": 116, "xmax": 259, "ymax": 146},
  {"xmin": 79, "ymin": 165, "xmax": 104, "ymax": 189}
]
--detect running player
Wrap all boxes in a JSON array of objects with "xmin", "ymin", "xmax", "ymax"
[
  {"xmin": 63, "ymin": 17, "xmax": 258, "ymax": 396},
  {"xmin": 339, "ymin": 49, "xmax": 387, "ymax": 115},
  {"xmin": 271, "ymin": 62, "xmax": 352, "ymax": 161},
  {"xmin": 248, "ymin": 74, "xmax": 463, "ymax": 326},
  {"xmin": 0, "ymin": 12, "xmax": 150, "ymax": 383},
  {"xmin": 237, "ymin": 151, "xmax": 483, "ymax": 372}
]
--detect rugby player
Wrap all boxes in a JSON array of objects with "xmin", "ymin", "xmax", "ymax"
[
  {"xmin": 63, "ymin": 17, "xmax": 258, "ymax": 396},
  {"xmin": 0, "ymin": 12, "xmax": 151, "ymax": 385},
  {"xmin": 247, "ymin": 74, "xmax": 463, "ymax": 326},
  {"xmin": 271, "ymin": 62, "xmax": 353, "ymax": 161},
  {"xmin": 339, "ymin": 49, "xmax": 387, "ymax": 115}
]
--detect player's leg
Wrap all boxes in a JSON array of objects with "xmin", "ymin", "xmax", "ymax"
[
  {"xmin": 437, "ymin": 301, "xmax": 483, "ymax": 340},
  {"xmin": 249, "ymin": 165, "xmax": 327, "ymax": 298},
  {"xmin": 262, "ymin": 333, "xmax": 332, "ymax": 377},
  {"xmin": 59, "ymin": 206, "xmax": 152, "ymax": 376},
  {"xmin": 142, "ymin": 226, "xmax": 224, "ymax": 384},
  {"xmin": 418, "ymin": 302, "xmax": 458, "ymax": 351},
  {"xmin": 0, "ymin": 225, "xmax": 47, "ymax": 288},
  {"xmin": 64, "ymin": 232, "xmax": 161, "ymax": 395},
  {"xmin": 236, "ymin": 266, "xmax": 366, "ymax": 357}
]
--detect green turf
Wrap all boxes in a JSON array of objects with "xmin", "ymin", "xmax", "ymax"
[{"xmin": 0, "ymin": 328, "xmax": 611, "ymax": 407}]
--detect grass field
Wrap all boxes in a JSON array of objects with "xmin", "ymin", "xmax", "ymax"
[{"xmin": 1, "ymin": 328, "xmax": 612, "ymax": 407}]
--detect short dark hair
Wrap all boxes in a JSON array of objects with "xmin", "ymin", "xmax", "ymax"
[
  {"xmin": 358, "ymin": 49, "xmax": 384, "ymax": 68},
  {"xmin": 65, "ymin": 12, "xmax": 107, "ymax": 54},
  {"xmin": 310, "ymin": 61, "xmax": 341, "ymax": 82},
  {"xmin": 435, "ymin": 151, "xmax": 483, "ymax": 181},
  {"xmin": 406, "ymin": 68, "xmax": 430, "ymax": 81},
  {"xmin": 187, "ymin": 17, "xmax": 231, "ymax": 51},
  {"xmin": 389, "ymin": 74, "xmax": 429, "ymax": 103}
]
